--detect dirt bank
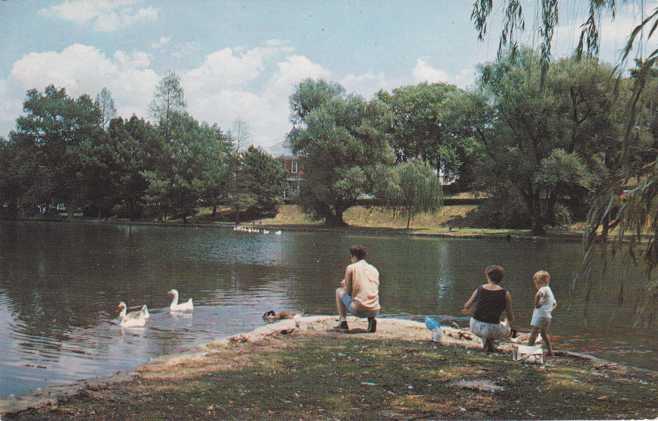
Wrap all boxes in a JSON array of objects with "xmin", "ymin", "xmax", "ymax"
[{"xmin": 4, "ymin": 317, "xmax": 658, "ymax": 420}]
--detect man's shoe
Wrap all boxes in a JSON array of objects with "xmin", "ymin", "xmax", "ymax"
[
  {"xmin": 333, "ymin": 321, "xmax": 349, "ymax": 332},
  {"xmin": 367, "ymin": 317, "xmax": 377, "ymax": 333}
]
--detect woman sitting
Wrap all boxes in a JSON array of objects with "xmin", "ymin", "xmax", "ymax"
[{"xmin": 462, "ymin": 265, "xmax": 515, "ymax": 353}]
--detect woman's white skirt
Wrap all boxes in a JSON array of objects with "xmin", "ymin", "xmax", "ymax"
[{"xmin": 470, "ymin": 317, "xmax": 510, "ymax": 341}]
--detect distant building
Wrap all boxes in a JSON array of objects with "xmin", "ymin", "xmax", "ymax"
[{"xmin": 270, "ymin": 141, "xmax": 303, "ymax": 202}]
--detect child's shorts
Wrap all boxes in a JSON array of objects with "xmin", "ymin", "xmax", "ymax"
[{"xmin": 531, "ymin": 313, "xmax": 552, "ymax": 329}]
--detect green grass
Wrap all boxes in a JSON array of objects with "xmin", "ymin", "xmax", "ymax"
[{"xmin": 11, "ymin": 335, "xmax": 658, "ymax": 420}]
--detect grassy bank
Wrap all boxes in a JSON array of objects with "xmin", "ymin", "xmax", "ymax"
[
  {"xmin": 7, "ymin": 318, "xmax": 657, "ymax": 420},
  {"xmin": 6, "ymin": 202, "xmax": 588, "ymax": 241},
  {"xmin": 254, "ymin": 204, "xmax": 584, "ymax": 240}
]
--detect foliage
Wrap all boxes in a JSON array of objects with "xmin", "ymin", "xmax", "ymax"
[
  {"xmin": 142, "ymin": 112, "xmax": 232, "ymax": 222},
  {"xmin": 11, "ymin": 85, "xmax": 104, "ymax": 211},
  {"xmin": 384, "ymin": 160, "xmax": 443, "ymax": 229},
  {"xmin": 472, "ymin": 50, "xmax": 625, "ymax": 234},
  {"xmin": 288, "ymin": 79, "xmax": 395, "ymax": 226},
  {"xmin": 0, "ymin": 85, "xmax": 285, "ymax": 222},
  {"xmin": 377, "ymin": 83, "xmax": 481, "ymax": 185},
  {"xmin": 238, "ymin": 146, "xmax": 287, "ymax": 217}
]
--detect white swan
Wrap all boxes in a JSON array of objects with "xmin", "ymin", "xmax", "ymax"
[
  {"xmin": 274, "ymin": 230, "xmax": 282, "ymax": 235},
  {"xmin": 168, "ymin": 289, "xmax": 194, "ymax": 312},
  {"xmin": 117, "ymin": 302, "xmax": 148, "ymax": 327}
]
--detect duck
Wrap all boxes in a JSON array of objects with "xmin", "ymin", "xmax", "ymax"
[
  {"xmin": 168, "ymin": 289, "xmax": 194, "ymax": 312},
  {"xmin": 117, "ymin": 302, "xmax": 148, "ymax": 327}
]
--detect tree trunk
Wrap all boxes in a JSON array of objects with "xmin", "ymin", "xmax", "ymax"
[
  {"xmin": 325, "ymin": 209, "xmax": 348, "ymax": 227},
  {"xmin": 211, "ymin": 205, "xmax": 217, "ymax": 218},
  {"xmin": 526, "ymin": 191, "xmax": 546, "ymax": 236},
  {"xmin": 406, "ymin": 208, "xmax": 413, "ymax": 230}
]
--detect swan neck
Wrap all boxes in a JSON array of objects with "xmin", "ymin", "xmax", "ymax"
[{"xmin": 170, "ymin": 292, "xmax": 179, "ymax": 307}]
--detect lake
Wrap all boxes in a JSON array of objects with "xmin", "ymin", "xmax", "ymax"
[{"xmin": 0, "ymin": 221, "xmax": 655, "ymax": 398}]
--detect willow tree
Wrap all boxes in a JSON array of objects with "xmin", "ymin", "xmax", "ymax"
[
  {"xmin": 472, "ymin": 0, "xmax": 658, "ymax": 324},
  {"xmin": 386, "ymin": 160, "xmax": 443, "ymax": 230}
]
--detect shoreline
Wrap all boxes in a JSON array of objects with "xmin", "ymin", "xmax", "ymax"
[
  {"xmin": 3, "ymin": 316, "xmax": 657, "ymax": 419},
  {"xmin": 1, "ymin": 217, "xmax": 585, "ymax": 243}
]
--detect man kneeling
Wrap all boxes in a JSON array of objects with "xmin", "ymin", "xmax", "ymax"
[{"xmin": 335, "ymin": 245, "xmax": 380, "ymax": 333}]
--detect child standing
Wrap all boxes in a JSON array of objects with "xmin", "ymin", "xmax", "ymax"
[{"xmin": 528, "ymin": 270, "xmax": 557, "ymax": 356}]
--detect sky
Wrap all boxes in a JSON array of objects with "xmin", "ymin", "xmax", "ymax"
[{"xmin": 0, "ymin": 0, "xmax": 655, "ymax": 148}]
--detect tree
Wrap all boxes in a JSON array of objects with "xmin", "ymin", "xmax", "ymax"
[
  {"xmin": 288, "ymin": 79, "xmax": 395, "ymax": 226},
  {"xmin": 471, "ymin": 50, "xmax": 623, "ymax": 235},
  {"xmin": 378, "ymin": 83, "xmax": 476, "ymax": 183},
  {"xmin": 13, "ymin": 86, "xmax": 104, "ymax": 213},
  {"xmin": 101, "ymin": 116, "xmax": 160, "ymax": 219},
  {"xmin": 142, "ymin": 112, "xmax": 230, "ymax": 223},
  {"xmin": 240, "ymin": 146, "xmax": 287, "ymax": 217},
  {"xmin": 150, "ymin": 71, "xmax": 186, "ymax": 131},
  {"xmin": 95, "ymin": 87, "xmax": 116, "ymax": 128},
  {"xmin": 385, "ymin": 160, "xmax": 443, "ymax": 229}
]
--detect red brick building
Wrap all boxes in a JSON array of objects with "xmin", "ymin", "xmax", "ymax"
[{"xmin": 271, "ymin": 142, "xmax": 303, "ymax": 202}]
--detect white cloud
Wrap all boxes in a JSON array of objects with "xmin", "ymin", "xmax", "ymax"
[
  {"xmin": 184, "ymin": 47, "xmax": 330, "ymax": 147},
  {"xmin": 0, "ymin": 41, "xmax": 478, "ymax": 146},
  {"xmin": 339, "ymin": 72, "xmax": 401, "ymax": 98},
  {"xmin": 412, "ymin": 58, "xmax": 452, "ymax": 84},
  {"xmin": 39, "ymin": 0, "xmax": 159, "ymax": 32},
  {"xmin": 6, "ymin": 44, "xmax": 158, "ymax": 123},
  {"xmin": 411, "ymin": 58, "xmax": 475, "ymax": 88}
]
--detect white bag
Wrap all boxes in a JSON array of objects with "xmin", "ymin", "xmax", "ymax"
[{"xmin": 512, "ymin": 344, "xmax": 544, "ymax": 364}]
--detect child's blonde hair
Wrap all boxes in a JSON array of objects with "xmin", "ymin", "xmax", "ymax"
[{"xmin": 533, "ymin": 270, "xmax": 551, "ymax": 285}]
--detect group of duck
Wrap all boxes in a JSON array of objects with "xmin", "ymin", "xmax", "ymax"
[
  {"xmin": 116, "ymin": 289, "xmax": 193, "ymax": 328},
  {"xmin": 233, "ymin": 225, "xmax": 282, "ymax": 235}
]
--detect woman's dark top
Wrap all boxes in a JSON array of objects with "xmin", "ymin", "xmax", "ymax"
[{"xmin": 473, "ymin": 286, "xmax": 507, "ymax": 324}]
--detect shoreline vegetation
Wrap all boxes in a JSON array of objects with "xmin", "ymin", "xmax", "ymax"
[
  {"xmin": 3, "ymin": 203, "xmax": 589, "ymax": 242},
  {"xmin": 3, "ymin": 317, "xmax": 657, "ymax": 420}
]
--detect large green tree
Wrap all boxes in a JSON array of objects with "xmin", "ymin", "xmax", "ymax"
[
  {"xmin": 142, "ymin": 112, "xmax": 230, "ymax": 222},
  {"xmin": 288, "ymin": 79, "xmax": 395, "ymax": 226},
  {"xmin": 472, "ymin": 50, "xmax": 626, "ymax": 235},
  {"xmin": 12, "ymin": 85, "xmax": 104, "ymax": 213},
  {"xmin": 378, "ymin": 82, "xmax": 480, "ymax": 186}
]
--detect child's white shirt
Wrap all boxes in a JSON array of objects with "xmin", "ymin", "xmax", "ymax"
[{"xmin": 533, "ymin": 285, "xmax": 556, "ymax": 319}]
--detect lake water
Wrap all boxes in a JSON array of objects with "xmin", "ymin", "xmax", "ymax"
[{"xmin": 0, "ymin": 221, "xmax": 656, "ymax": 397}]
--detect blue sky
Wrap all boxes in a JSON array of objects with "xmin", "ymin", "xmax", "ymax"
[{"xmin": 0, "ymin": 0, "xmax": 654, "ymax": 147}]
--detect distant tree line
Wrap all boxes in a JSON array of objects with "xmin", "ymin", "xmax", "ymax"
[{"xmin": 0, "ymin": 72, "xmax": 286, "ymax": 222}]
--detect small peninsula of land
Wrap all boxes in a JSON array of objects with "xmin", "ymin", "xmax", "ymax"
[{"xmin": 4, "ymin": 317, "xmax": 657, "ymax": 420}]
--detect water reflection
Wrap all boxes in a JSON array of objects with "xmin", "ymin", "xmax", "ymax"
[{"xmin": 0, "ymin": 221, "xmax": 655, "ymax": 397}]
